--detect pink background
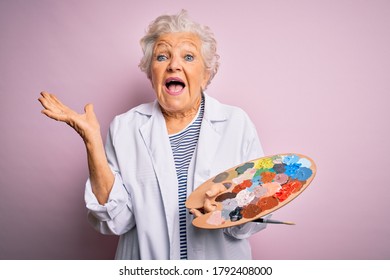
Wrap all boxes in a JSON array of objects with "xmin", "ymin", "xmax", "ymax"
[{"xmin": 1, "ymin": 0, "xmax": 389, "ymax": 259}]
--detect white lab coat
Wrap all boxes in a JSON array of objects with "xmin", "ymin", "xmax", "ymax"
[{"xmin": 85, "ymin": 93, "xmax": 267, "ymax": 259}]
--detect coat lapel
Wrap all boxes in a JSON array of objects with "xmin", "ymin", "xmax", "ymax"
[
  {"xmin": 192, "ymin": 94, "xmax": 228, "ymax": 189},
  {"xmin": 138, "ymin": 101, "xmax": 179, "ymax": 259}
]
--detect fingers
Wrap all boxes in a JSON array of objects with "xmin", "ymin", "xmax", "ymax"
[
  {"xmin": 204, "ymin": 198, "xmax": 217, "ymax": 212},
  {"xmin": 205, "ymin": 183, "xmax": 226, "ymax": 198},
  {"xmin": 39, "ymin": 91, "xmax": 57, "ymax": 106},
  {"xmin": 50, "ymin": 93, "xmax": 66, "ymax": 107},
  {"xmin": 190, "ymin": 208, "xmax": 203, "ymax": 218},
  {"xmin": 38, "ymin": 91, "xmax": 76, "ymax": 123},
  {"xmin": 38, "ymin": 91, "xmax": 51, "ymax": 110},
  {"xmin": 189, "ymin": 202, "xmax": 216, "ymax": 217},
  {"xmin": 40, "ymin": 108, "xmax": 64, "ymax": 121},
  {"xmin": 39, "ymin": 91, "xmax": 67, "ymax": 111},
  {"xmin": 191, "ymin": 198, "xmax": 218, "ymax": 216},
  {"xmin": 38, "ymin": 92, "xmax": 64, "ymax": 115},
  {"xmin": 194, "ymin": 184, "xmax": 227, "ymax": 215}
]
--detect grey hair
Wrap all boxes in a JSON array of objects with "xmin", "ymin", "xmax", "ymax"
[{"xmin": 139, "ymin": 10, "xmax": 220, "ymax": 87}]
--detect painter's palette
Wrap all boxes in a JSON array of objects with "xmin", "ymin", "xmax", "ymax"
[{"xmin": 186, "ymin": 153, "xmax": 316, "ymax": 229}]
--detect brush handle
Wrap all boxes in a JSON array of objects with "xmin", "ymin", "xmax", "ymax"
[{"xmin": 253, "ymin": 218, "xmax": 295, "ymax": 225}]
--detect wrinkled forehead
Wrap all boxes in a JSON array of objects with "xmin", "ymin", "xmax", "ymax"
[{"xmin": 154, "ymin": 32, "xmax": 202, "ymax": 51}]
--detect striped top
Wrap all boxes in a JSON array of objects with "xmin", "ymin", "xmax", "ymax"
[{"xmin": 169, "ymin": 97, "xmax": 204, "ymax": 260}]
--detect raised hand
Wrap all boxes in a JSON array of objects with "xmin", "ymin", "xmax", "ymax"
[
  {"xmin": 38, "ymin": 91, "xmax": 101, "ymax": 143},
  {"xmin": 38, "ymin": 91, "xmax": 114, "ymax": 204}
]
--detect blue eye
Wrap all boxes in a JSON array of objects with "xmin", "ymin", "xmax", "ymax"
[
  {"xmin": 184, "ymin": 54, "xmax": 194, "ymax": 61},
  {"xmin": 156, "ymin": 55, "xmax": 167, "ymax": 61}
]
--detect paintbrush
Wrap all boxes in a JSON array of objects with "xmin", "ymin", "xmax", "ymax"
[{"xmin": 253, "ymin": 218, "xmax": 295, "ymax": 225}]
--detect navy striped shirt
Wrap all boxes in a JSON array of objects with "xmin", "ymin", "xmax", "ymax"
[{"xmin": 169, "ymin": 97, "xmax": 204, "ymax": 260}]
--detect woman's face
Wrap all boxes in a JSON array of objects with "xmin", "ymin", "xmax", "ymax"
[{"xmin": 150, "ymin": 32, "xmax": 210, "ymax": 115}]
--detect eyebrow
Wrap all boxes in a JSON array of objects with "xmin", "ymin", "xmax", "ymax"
[
  {"xmin": 154, "ymin": 43, "xmax": 169, "ymax": 52},
  {"xmin": 154, "ymin": 40, "xmax": 199, "ymax": 51}
]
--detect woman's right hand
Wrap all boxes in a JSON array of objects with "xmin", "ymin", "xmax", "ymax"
[{"xmin": 38, "ymin": 91, "xmax": 101, "ymax": 143}]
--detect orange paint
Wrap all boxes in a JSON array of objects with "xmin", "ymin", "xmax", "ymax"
[
  {"xmin": 232, "ymin": 179, "xmax": 252, "ymax": 193},
  {"xmin": 257, "ymin": 196, "xmax": 279, "ymax": 211},
  {"xmin": 261, "ymin": 171, "xmax": 276, "ymax": 183},
  {"xmin": 274, "ymin": 180, "xmax": 303, "ymax": 201},
  {"xmin": 241, "ymin": 204, "xmax": 262, "ymax": 218}
]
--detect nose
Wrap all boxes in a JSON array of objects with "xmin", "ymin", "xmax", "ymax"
[{"xmin": 167, "ymin": 55, "xmax": 182, "ymax": 72}]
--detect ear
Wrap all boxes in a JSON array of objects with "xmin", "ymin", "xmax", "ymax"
[
  {"xmin": 149, "ymin": 72, "xmax": 155, "ymax": 88},
  {"xmin": 201, "ymin": 70, "xmax": 211, "ymax": 90}
]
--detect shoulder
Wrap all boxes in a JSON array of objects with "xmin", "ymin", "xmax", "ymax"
[
  {"xmin": 204, "ymin": 94, "xmax": 260, "ymax": 145},
  {"xmin": 204, "ymin": 94, "xmax": 254, "ymax": 125},
  {"xmin": 109, "ymin": 101, "xmax": 156, "ymax": 133},
  {"xmin": 117, "ymin": 101, "xmax": 155, "ymax": 119}
]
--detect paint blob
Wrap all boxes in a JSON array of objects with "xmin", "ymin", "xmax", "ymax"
[
  {"xmin": 241, "ymin": 204, "xmax": 262, "ymax": 218},
  {"xmin": 229, "ymin": 207, "xmax": 243, "ymax": 222},
  {"xmin": 235, "ymin": 162, "xmax": 254, "ymax": 175},
  {"xmin": 235, "ymin": 189, "xmax": 255, "ymax": 207},
  {"xmin": 284, "ymin": 163, "xmax": 301, "ymax": 177},
  {"xmin": 257, "ymin": 196, "xmax": 279, "ymax": 211},
  {"xmin": 261, "ymin": 171, "xmax": 276, "ymax": 183},
  {"xmin": 273, "ymin": 163, "xmax": 286, "ymax": 174},
  {"xmin": 223, "ymin": 182, "xmax": 232, "ymax": 189},
  {"xmin": 221, "ymin": 198, "xmax": 238, "ymax": 211},
  {"xmin": 232, "ymin": 179, "xmax": 252, "ymax": 193},
  {"xmin": 297, "ymin": 158, "xmax": 311, "ymax": 168},
  {"xmin": 274, "ymin": 173, "xmax": 289, "ymax": 184},
  {"xmin": 263, "ymin": 182, "xmax": 282, "ymax": 196},
  {"xmin": 253, "ymin": 185, "xmax": 268, "ymax": 197},
  {"xmin": 215, "ymin": 192, "xmax": 237, "ymax": 202},
  {"xmin": 206, "ymin": 211, "xmax": 225, "ymax": 226},
  {"xmin": 271, "ymin": 155, "xmax": 283, "ymax": 164},
  {"xmin": 283, "ymin": 154, "xmax": 300, "ymax": 165},
  {"xmin": 232, "ymin": 168, "xmax": 256, "ymax": 185},
  {"xmin": 212, "ymin": 172, "xmax": 229, "ymax": 183},
  {"xmin": 274, "ymin": 181, "xmax": 303, "ymax": 201},
  {"xmin": 292, "ymin": 167, "xmax": 313, "ymax": 181}
]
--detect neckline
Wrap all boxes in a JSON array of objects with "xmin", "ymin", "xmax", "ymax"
[{"xmin": 168, "ymin": 98, "xmax": 204, "ymax": 137}]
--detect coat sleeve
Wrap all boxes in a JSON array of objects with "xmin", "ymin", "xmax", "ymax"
[
  {"xmin": 84, "ymin": 119, "xmax": 136, "ymax": 236},
  {"xmin": 223, "ymin": 110, "xmax": 269, "ymax": 239}
]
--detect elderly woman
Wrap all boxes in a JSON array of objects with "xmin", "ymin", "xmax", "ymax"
[{"xmin": 38, "ymin": 10, "xmax": 267, "ymax": 259}]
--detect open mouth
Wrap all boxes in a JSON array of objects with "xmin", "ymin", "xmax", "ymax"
[{"xmin": 165, "ymin": 77, "xmax": 186, "ymax": 95}]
